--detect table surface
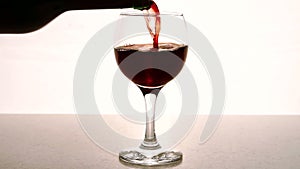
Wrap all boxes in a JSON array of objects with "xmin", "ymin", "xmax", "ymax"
[{"xmin": 0, "ymin": 115, "xmax": 299, "ymax": 169}]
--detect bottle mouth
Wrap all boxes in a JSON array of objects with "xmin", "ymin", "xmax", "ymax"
[{"xmin": 120, "ymin": 11, "xmax": 183, "ymax": 17}]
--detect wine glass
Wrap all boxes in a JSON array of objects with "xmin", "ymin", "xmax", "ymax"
[{"xmin": 114, "ymin": 11, "xmax": 188, "ymax": 166}]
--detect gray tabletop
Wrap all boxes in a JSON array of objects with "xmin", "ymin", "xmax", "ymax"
[{"xmin": 0, "ymin": 115, "xmax": 299, "ymax": 169}]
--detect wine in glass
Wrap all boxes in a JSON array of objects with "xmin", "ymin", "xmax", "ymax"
[{"xmin": 114, "ymin": 10, "xmax": 188, "ymax": 166}]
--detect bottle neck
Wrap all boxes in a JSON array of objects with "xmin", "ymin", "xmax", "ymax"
[
  {"xmin": 65, "ymin": 0, "xmax": 152, "ymax": 11},
  {"xmin": 0, "ymin": 0, "xmax": 152, "ymax": 11}
]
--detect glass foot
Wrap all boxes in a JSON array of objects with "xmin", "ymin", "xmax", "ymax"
[{"xmin": 119, "ymin": 150, "xmax": 182, "ymax": 166}]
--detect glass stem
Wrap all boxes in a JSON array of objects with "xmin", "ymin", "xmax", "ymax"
[{"xmin": 139, "ymin": 87, "xmax": 162, "ymax": 150}]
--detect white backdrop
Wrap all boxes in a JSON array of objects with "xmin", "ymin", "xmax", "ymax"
[{"xmin": 0, "ymin": 0, "xmax": 299, "ymax": 114}]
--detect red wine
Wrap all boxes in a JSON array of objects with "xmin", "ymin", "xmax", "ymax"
[
  {"xmin": 0, "ymin": 0, "xmax": 153, "ymax": 33},
  {"xmin": 144, "ymin": 1, "xmax": 160, "ymax": 48},
  {"xmin": 114, "ymin": 43, "xmax": 188, "ymax": 87}
]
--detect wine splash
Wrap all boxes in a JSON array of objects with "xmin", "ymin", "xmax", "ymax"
[{"xmin": 144, "ymin": 1, "xmax": 160, "ymax": 48}]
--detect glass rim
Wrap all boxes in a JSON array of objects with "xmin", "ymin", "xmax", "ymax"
[{"xmin": 120, "ymin": 11, "xmax": 183, "ymax": 17}]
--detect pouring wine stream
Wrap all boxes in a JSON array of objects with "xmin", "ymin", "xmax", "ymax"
[{"xmin": 144, "ymin": 1, "xmax": 160, "ymax": 48}]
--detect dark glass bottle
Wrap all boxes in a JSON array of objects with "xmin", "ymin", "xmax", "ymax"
[{"xmin": 0, "ymin": 0, "xmax": 152, "ymax": 33}]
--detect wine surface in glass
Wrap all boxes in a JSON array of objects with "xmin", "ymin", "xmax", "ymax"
[{"xmin": 114, "ymin": 43, "xmax": 188, "ymax": 87}]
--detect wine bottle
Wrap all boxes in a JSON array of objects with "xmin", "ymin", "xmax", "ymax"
[{"xmin": 0, "ymin": 0, "xmax": 153, "ymax": 33}]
